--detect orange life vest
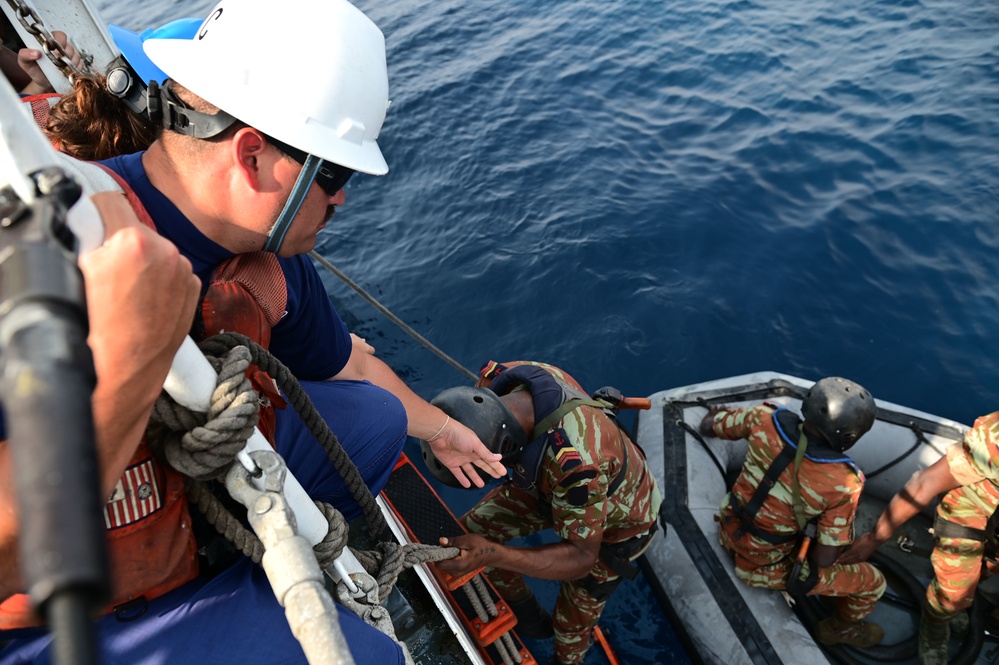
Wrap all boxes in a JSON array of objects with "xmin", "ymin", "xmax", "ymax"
[
  {"xmin": 200, "ymin": 251, "xmax": 289, "ymax": 443},
  {"xmin": 0, "ymin": 160, "xmax": 288, "ymax": 628},
  {"xmin": 19, "ymin": 93, "xmax": 61, "ymax": 133}
]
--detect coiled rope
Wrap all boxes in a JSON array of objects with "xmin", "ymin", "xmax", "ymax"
[{"xmin": 146, "ymin": 333, "xmax": 458, "ymax": 602}]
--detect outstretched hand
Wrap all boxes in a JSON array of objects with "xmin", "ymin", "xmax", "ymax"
[
  {"xmin": 427, "ymin": 419, "xmax": 506, "ymax": 489},
  {"xmin": 436, "ymin": 534, "xmax": 498, "ymax": 576},
  {"xmin": 837, "ymin": 532, "xmax": 881, "ymax": 565}
]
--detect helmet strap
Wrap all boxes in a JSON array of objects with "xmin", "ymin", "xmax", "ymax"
[
  {"xmin": 263, "ymin": 155, "xmax": 322, "ymax": 253},
  {"xmin": 147, "ymin": 81, "xmax": 239, "ymax": 139}
]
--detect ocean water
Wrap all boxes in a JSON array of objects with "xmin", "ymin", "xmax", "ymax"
[{"xmin": 97, "ymin": 0, "xmax": 999, "ymax": 663}]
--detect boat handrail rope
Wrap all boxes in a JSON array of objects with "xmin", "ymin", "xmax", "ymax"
[
  {"xmin": 198, "ymin": 333, "xmax": 388, "ymax": 534},
  {"xmin": 146, "ymin": 335, "xmax": 460, "ymax": 651},
  {"xmin": 676, "ymin": 413, "xmax": 730, "ymax": 484},
  {"xmin": 2, "ymin": 0, "xmax": 95, "ymax": 79},
  {"xmin": 861, "ymin": 422, "xmax": 926, "ymax": 480},
  {"xmin": 308, "ymin": 251, "xmax": 478, "ymax": 383},
  {"xmin": 150, "ymin": 331, "xmax": 461, "ymax": 569},
  {"xmin": 147, "ymin": 341, "xmax": 356, "ymax": 664}
]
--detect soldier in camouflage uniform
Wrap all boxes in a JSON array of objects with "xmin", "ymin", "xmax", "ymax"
[
  {"xmin": 428, "ymin": 361, "xmax": 662, "ymax": 665},
  {"xmin": 842, "ymin": 410, "xmax": 999, "ymax": 665},
  {"xmin": 700, "ymin": 377, "xmax": 886, "ymax": 649}
]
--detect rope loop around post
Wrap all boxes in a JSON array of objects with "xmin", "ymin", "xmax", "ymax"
[{"xmin": 148, "ymin": 344, "xmax": 259, "ymax": 480}]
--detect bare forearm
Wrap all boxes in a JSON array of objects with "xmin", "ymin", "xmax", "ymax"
[
  {"xmin": 336, "ymin": 351, "xmax": 448, "ymax": 439},
  {"xmin": 871, "ymin": 489, "xmax": 927, "ymax": 544},
  {"xmin": 481, "ymin": 541, "xmax": 597, "ymax": 581},
  {"xmin": 0, "ymin": 196, "xmax": 200, "ymax": 599},
  {"xmin": 870, "ymin": 463, "xmax": 958, "ymax": 545},
  {"xmin": 0, "ymin": 446, "xmax": 22, "ymax": 599}
]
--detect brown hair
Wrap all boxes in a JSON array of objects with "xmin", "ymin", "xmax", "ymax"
[{"xmin": 45, "ymin": 74, "xmax": 157, "ymax": 161}]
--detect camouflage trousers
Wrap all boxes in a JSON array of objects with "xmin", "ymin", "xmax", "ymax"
[
  {"xmin": 925, "ymin": 536, "xmax": 998, "ymax": 619},
  {"xmin": 462, "ymin": 485, "xmax": 655, "ymax": 665},
  {"xmin": 926, "ymin": 491, "xmax": 999, "ymax": 619},
  {"xmin": 720, "ymin": 526, "xmax": 886, "ymax": 622}
]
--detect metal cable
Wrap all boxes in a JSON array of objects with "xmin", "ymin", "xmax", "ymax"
[
  {"xmin": 309, "ymin": 251, "xmax": 477, "ymax": 382},
  {"xmin": 200, "ymin": 332, "xmax": 388, "ymax": 537}
]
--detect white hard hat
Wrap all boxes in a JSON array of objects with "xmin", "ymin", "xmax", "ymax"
[{"xmin": 142, "ymin": 0, "xmax": 389, "ymax": 175}]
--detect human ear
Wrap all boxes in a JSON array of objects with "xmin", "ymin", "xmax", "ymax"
[{"xmin": 231, "ymin": 128, "xmax": 270, "ymax": 192}]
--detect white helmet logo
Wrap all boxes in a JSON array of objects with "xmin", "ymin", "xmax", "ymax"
[{"xmin": 198, "ymin": 7, "xmax": 224, "ymax": 40}]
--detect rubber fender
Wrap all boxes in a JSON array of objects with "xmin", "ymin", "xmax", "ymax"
[{"xmin": 793, "ymin": 550, "xmax": 985, "ymax": 665}]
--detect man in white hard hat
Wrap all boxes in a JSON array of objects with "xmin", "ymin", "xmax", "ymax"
[
  {"xmin": 0, "ymin": 1, "xmax": 503, "ymax": 663},
  {"xmin": 120, "ymin": 0, "xmax": 502, "ymax": 511},
  {"xmin": 131, "ymin": 0, "xmax": 503, "ymax": 491}
]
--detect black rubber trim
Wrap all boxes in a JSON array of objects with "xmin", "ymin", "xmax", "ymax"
[
  {"xmin": 659, "ymin": 399, "xmax": 785, "ymax": 665},
  {"xmin": 666, "ymin": 377, "xmax": 965, "ymax": 448}
]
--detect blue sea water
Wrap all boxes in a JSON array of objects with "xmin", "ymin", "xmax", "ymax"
[{"xmin": 99, "ymin": 0, "xmax": 999, "ymax": 662}]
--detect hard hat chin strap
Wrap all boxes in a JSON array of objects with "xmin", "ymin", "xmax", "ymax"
[{"xmin": 263, "ymin": 155, "xmax": 322, "ymax": 254}]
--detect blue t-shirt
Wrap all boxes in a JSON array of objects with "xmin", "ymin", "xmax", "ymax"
[{"xmin": 99, "ymin": 152, "xmax": 352, "ymax": 381}]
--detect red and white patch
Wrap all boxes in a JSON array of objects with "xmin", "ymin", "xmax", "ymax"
[{"xmin": 104, "ymin": 459, "xmax": 162, "ymax": 529}]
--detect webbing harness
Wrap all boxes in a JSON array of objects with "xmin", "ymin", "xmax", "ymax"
[
  {"xmin": 532, "ymin": 396, "xmax": 611, "ymax": 439},
  {"xmin": 530, "ymin": 395, "xmax": 631, "ymax": 497},
  {"xmin": 932, "ymin": 505, "xmax": 999, "ymax": 560},
  {"xmin": 490, "ymin": 364, "xmax": 630, "ymax": 495},
  {"xmin": 725, "ymin": 409, "xmax": 811, "ymax": 545}
]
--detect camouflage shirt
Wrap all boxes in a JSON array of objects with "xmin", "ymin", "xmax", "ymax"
[
  {"xmin": 490, "ymin": 361, "xmax": 661, "ymax": 545},
  {"xmin": 713, "ymin": 404, "xmax": 864, "ymax": 565},
  {"xmin": 939, "ymin": 411, "xmax": 999, "ymax": 529}
]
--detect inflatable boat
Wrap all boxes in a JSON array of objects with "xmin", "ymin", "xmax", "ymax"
[{"xmin": 636, "ymin": 371, "xmax": 998, "ymax": 665}]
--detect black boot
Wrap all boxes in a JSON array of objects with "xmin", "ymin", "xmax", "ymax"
[
  {"xmin": 919, "ymin": 605, "xmax": 950, "ymax": 665},
  {"xmin": 507, "ymin": 593, "xmax": 554, "ymax": 639}
]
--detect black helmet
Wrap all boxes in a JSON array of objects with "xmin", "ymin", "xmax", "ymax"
[
  {"xmin": 800, "ymin": 377, "xmax": 876, "ymax": 452},
  {"xmin": 419, "ymin": 386, "xmax": 527, "ymax": 488}
]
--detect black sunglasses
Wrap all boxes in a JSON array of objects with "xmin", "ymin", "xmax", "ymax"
[{"xmin": 264, "ymin": 134, "xmax": 355, "ymax": 196}]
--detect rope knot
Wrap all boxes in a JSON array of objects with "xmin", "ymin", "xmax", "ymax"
[{"xmin": 148, "ymin": 343, "xmax": 260, "ymax": 480}]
